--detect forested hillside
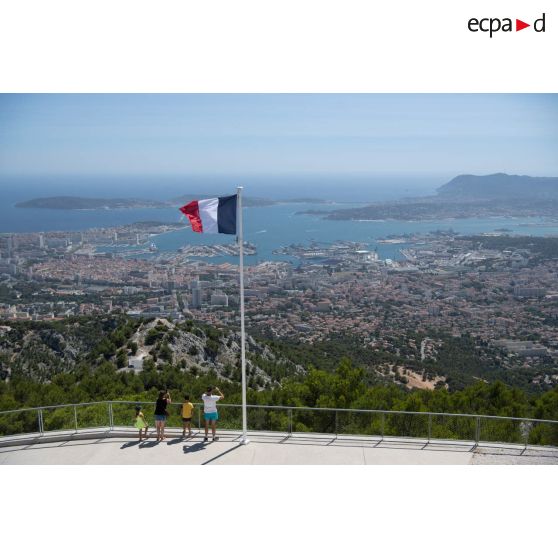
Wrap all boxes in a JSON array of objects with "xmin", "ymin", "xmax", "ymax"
[
  {"xmin": 0, "ymin": 315, "xmax": 302, "ymax": 387},
  {"xmin": 1, "ymin": 315, "xmax": 557, "ymax": 443}
]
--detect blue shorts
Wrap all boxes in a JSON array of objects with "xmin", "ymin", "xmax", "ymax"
[
  {"xmin": 154, "ymin": 414, "xmax": 167, "ymax": 422},
  {"xmin": 204, "ymin": 412, "xmax": 219, "ymax": 422}
]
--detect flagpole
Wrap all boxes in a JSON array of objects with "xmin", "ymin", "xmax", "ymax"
[{"xmin": 237, "ymin": 186, "xmax": 249, "ymax": 444}]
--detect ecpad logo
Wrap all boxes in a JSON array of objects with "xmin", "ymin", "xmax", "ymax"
[{"xmin": 468, "ymin": 13, "xmax": 546, "ymax": 37}]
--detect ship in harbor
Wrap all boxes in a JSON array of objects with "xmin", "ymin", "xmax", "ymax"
[{"xmin": 179, "ymin": 241, "xmax": 256, "ymax": 257}]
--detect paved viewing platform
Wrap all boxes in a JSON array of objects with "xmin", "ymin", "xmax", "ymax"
[{"xmin": 1, "ymin": 428, "xmax": 557, "ymax": 465}]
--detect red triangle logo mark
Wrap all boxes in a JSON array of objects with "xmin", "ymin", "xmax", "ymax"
[{"xmin": 516, "ymin": 19, "xmax": 530, "ymax": 31}]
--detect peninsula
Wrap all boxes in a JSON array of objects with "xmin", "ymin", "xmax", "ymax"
[
  {"xmin": 16, "ymin": 196, "xmax": 167, "ymax": 210},
  {"xmin": 301, "ymin": 174, "xmax": 558, "ymax": 221}
]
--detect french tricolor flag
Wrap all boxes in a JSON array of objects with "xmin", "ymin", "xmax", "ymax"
[{"xmin": 179, "ymin": 195, "xmax": 237, "ymax": 235}]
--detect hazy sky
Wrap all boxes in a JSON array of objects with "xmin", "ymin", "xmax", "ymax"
[{"xmin": 0, "ymin": 94, "xmax": 557, "ymax": 176}]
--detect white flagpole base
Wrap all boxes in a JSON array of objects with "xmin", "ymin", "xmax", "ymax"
[{"xmin": 239, "ymin": 435, "xmax": 250, "ymax": 445}]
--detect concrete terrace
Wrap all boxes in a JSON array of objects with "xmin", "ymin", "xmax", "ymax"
[{"xmin": 1, "ymin": 428, "xmax": 557, "ymax": 465}]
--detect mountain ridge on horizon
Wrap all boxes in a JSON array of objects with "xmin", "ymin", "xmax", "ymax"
[
  {"xmin": 11, "ymin": 173, "xmax": 558, "ymax": 211},
  {"xmin": 13, "ymin": 194, "xmax": 330, "ymax": 210},
  {"xmin": 298, "ymin": 172, "xmax": 558, "ymax": 221},
  {"xmin": 437, "ymin": 173, "xmax": 558, "ymax": 199}
]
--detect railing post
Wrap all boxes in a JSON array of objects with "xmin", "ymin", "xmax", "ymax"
[
  {"xmin": 522, "ymin": 421, "xmax": 532, "ymax": 451},
  {"xmin": 428, "ymin": 413, "xmax": 432, "ymax": 442},
  {"xmin": 381, "ymin": 412, "xmax": 385, "ymax": 439},
  {"xmin": 108, "ymin": 403, "xmax": 114, "ymax": 431},
  {"xmin": 287, "ymin": 409, "xmax": 293, "ymax": 438},
  {"xmin": 334, "ymin": 410, "xmax": 338, "ymax": 438},
  {"xmin": 38, "ymin": 409, "xmax": 44, "ymax": 436},
  {"xmin": 475, "ymin": 416, "xmax": 481, "ymax": 447},
  {"xmin": 73, "ymin": 405, "xmax": 78, "ymax": 432}
]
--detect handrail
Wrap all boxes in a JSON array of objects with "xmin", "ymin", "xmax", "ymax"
[{"xmin": 0, "ymin": 400, "xmax": 556, "ymax": 425}]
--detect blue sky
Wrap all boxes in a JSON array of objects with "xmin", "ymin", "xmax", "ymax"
[{"xmin": 0, "ymin": 94, "xmax": 557, "ymax": 177}]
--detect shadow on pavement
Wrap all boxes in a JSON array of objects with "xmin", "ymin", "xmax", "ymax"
[
  {"xmin": 139, "ymin": 440, "xmax": 159, "ymax": 448},
  {"xmin": 183, "ymin": 442, "xmax": 207, "ymax": 454},
  {"xmin": 201, "ymin": 443, "xmax": 242, "ymax": 465},
  {"xmin": 248, "ymin": 436, "xmax": 478, "ymax": 454},
  {"xmin": 476, "ymin": 447, "xmax": 558, "ymax": 460},
  {"xmin": 120, "ymin": 441, "xmax": 141, "ymax": 449}
]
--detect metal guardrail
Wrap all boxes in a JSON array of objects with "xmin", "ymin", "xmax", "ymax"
[{"xmin": 0, "ymin": 400, "xmax": 557, "ymax": 448}]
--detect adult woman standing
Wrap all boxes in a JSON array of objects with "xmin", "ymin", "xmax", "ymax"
[{"xmin": 154, "ymin": 390, "xmax": 171, "ymax": 442}]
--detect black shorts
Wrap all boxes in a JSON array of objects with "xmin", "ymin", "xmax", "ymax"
[{"xmin": 182, "ymin": 417, "xmax": 192, "ymax": 423}]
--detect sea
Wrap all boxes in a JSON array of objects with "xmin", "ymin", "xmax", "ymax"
[{"xmin": 1, "ymin": 174, "xmax": 558, "ymax": 265}]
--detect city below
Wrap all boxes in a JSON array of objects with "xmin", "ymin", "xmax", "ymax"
[{"xmin": 2, "ymin": 221, "xmax": 558, "ymax": 392}]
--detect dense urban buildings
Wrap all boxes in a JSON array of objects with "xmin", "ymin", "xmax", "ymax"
[{"xmin": 1, "ymin": 226, "xmax": 558, "ymax": 390}]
